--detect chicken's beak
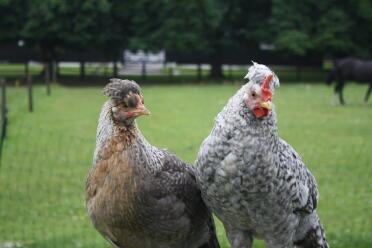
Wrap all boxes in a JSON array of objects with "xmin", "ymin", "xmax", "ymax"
[
  {"xmin": 260, "ymin": 101, "xmax": 272, "ymax": 110},
  {"xmin": 131, "ymin": 105, "xmax": 150, "ymax": 117},
  {"xmin": 127, "ymin": 101, "xmax": 151, "ymax": 118}
]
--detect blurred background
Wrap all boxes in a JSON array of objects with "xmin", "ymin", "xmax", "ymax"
[{"xmin": 0, "ymin": 0, "xmax": 371, "ymax": 248}]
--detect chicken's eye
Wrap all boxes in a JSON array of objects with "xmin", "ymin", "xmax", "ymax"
[
  {"xmin": 251, "ymin": 92, "xmax": 257, "ymax": 98},
  {"xmin": 126, "ymin": 96, "xmax": 138, "ymax": 108}
]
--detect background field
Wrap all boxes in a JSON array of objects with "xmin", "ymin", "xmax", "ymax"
[
  {"xmin": 0, "ymin": 63, "xmax": 327, "ymax": 85},
  {"xmin": 0, "ymin": 81, "xmax": 371, "ymax": 248}
]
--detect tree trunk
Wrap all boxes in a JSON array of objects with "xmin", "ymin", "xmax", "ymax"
[
  {"xmin": 197, "ymin": 63, "xmax": 202, "ymax": 81},
  {"xmin": 296, "ymin": 66, "xmax": 302, "ymax": 81},
  {"xmin": 210, "ymin": 61, "xmax": 224, "ymax": 79},
  {"xmin": 209, "ymin": 48, "xmax": 224, "ymax": 79},
  {"xmin": 113, "ymin": 60, "xmax": 118, "ymax": 78},
  {"xmin": 41, "ymin": 46, "xmax": 53, "ymax": 95},
  {"xmin": 141, "ymin": 61, "xmax": 147, "ymax": 81},
  {"xmin": 45, "ymin": 61, "xmax": 51, "ymax": 95},
  {"xmin": 80, "ymin": 60, "xmax": 85, "ymax": 81},
  {"xmin": 57, "ymin": 62, "xmax": 60, "ymax": 78},
  {"xmin": 52, "ymin": 60, "xmax": 57, "ymax": 82}
]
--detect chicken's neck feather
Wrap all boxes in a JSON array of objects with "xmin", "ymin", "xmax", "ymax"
[
  {"xmin": 93, "ymin": 101, "xmax": 163, "ymax": 172},
  {"xmin": 215, "ymin": 85, "xmax": 280, "ymax": 154}
]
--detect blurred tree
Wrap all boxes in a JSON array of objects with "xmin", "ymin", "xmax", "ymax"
[
  {"xmin": 96, "ymin": 0, "xmax": 136, "ymax": 77},
  {"xmin": 129, "ymin": 0, "xmax": 271, "ymax": 79},
  {"xmin": 63, "ymin": 0, "xmax": 111, "ymax": 79},
  {"xmin": 270, "ymin": 0, "xmax": 372, "ymax": 58},
  {"xmin": 129, "ymin": 0, "xmax": 209, "ymax": 53},
  {"xmin": 1, "ymin": 0, "xmax": 371, "ymax": 79},
  {"xmin": 0, "ymin": 0, "xmax": 27, "ymax": 45},
  {"xmin": 349, "ymin": 0, "xmax": 372, "ymax": 58},
  {"xmin": 21, "ymin": 0, "xmax": 111, "ymax": 78},
  {"xmin": 202, "ymin": 0, "xmax": 271, "ymax": 78},
  {"xmin": 128, "ymin": 0, "xmax": 212, "ymax": 80}
]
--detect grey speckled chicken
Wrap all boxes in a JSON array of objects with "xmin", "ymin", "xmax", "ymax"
[
  {"xmin": 195, "ymin": 63, "xmax": 329, "ymax": 248},
  {"xmin": 86, "ymin": 79, "xmax": 220, "ymax": 248}
]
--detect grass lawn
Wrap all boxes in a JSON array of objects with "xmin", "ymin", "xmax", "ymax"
[{"xmin": 0, "ymin": 81, "xmax": 371, "ymax": 248}]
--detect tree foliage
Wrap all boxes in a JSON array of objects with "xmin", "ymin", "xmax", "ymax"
[
  {"xmin": 0, "ymin": 0, "xmax": 27, "ymax": 44},
  {"xmin": 128, "ymin": 0, "xmax": 210, "ymax": 53},
  {"xmin": 128, "ymin": 0, "xmax": 271, "ymax": 78},
  {"xmin": 270, "ymin": 0, "xmax": 372, "ymax": 58},
  {"xmin": 0, "ymin": 0, "xmax": 371, "ymax": 73},
  {"xmin": 21, "ymin": 0, "xmax": 111, "ymax": 58},
  {"xmin": 95, "ymin": 0, "xmax": 136, "ymax": 60}
]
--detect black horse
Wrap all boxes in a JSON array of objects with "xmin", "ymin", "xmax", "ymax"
[{"xmin": 326, "ymin": 57, "xmax": 372, "ymax": 105}]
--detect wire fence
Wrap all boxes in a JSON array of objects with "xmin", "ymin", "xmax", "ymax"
[
  {"xmin": 0, "ymin": 62, "xmax": 329, "ymax": 85},
  {"xmin": 0, "ymin": 123, "xmax": 110, "ymax": 248}
]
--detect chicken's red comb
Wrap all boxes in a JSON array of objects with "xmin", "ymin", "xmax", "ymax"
[
  {"xmin": 261, "ymin": 74, "xmax": 273, "ymax": 101},
  {"xmin": 262, "ymin": 74, "xmax": 273, "ymax": 90}
]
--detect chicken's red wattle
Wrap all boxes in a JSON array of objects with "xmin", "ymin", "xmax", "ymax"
[{"xmin": 252, "ymin": 107, "xmax": 268, "ymax": 118}]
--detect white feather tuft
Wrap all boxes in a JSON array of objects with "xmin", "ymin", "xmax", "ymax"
[{"xmin": 244, "ymin": 62, "xmax": 280, "ymax": 89}]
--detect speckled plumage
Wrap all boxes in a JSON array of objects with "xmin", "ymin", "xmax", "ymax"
[
  {"xmin": 195, "ymin": 63, "xmax": 329, "ymax": 248},
  {"xmin": 86, "ymin": 79, "xmax": 219, "ymax": 248},
  {"xmin": 103, "ymin": 78, "xmax": 141, "ymax": 102}
]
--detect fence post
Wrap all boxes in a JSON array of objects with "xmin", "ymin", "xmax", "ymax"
[
  {"xmin": 1, "ymin": 79, "xmax": 6, "ymax": 126},
  {"xmin": 0, "ymin": 78, "xmax": 7, "ymax": 164},
  {"xmin": 28, "ymin": 73, "xmax": 33, "ymax": 112}
]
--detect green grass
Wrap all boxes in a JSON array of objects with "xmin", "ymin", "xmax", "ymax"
[
  {"xmin": 0, "ymin": 63, "xmax": 112, "ymax": 79},
  {"xmin": 0, "ymin": 81, "xmax": 371, "ymax": 248}
]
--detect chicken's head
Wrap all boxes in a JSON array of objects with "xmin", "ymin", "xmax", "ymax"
[
  {"xmin": 243, "ymin": 62, "xmax": 280, "ymax": 118},
  {"xmin": 104, "ymin": 79, "xmax": 150, "ymax": 125}
]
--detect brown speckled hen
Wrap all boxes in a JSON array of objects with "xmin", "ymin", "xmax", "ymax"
[{"xmin": 86, "ymin": 79, "xmax": 219, "ymax": 248}]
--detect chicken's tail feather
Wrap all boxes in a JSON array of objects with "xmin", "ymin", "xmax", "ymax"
[
  {"xmin": 198, "ymin": 214, "xmax": 220, "ymax": 248},
  {"xmin": 207, "ymin": 233, "xmax": 220, "ymax": 248}
]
